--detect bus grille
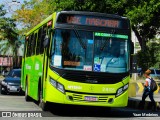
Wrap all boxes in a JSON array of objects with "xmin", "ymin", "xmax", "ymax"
[
  {"xmin": 73, "ymin": 94, "xmax": 83, "ymax": 101},
  {"xmin": 72, "ymin": 94, "xmax": 108, "ymax": 102}
]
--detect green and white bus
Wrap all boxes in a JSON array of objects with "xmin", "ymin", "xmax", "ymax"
[{"xmin": 21, "ymin": 11, "xmax": 132, "ymax": 110}]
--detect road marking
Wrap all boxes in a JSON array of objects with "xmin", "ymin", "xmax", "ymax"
[
  {"xmin": 154, "ymin": 84, "xmax": 160, "ymax": 94},
  {"xmin": 137, "ymin": 82, "xmax": 144, "ymax": 93}
]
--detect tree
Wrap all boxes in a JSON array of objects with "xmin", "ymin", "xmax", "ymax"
[
  {"xmin": 13, "ymin": 0, "xmax": 75, "ymax": 30},
  {"xmin": 73, "ymin": 0, "xmax": 160, "ymax": 49},
  {"xmin": 13, "ymin": 0, "xmax": 160, "ymax": 50},
  {"xmin": 126, "ymin": 0, "xmax": 160, "ymax": 50},
  {"xmin": 0, "ymin": 4, "xmax": 21, "ymax": 67},
  {"xmin": 0, "ymin": 4, "xmax": 7, "ymax": 40},
  {"xmin": 0, "ymin": 5, "xmax": 18, "ymax": 43},
  {"xmin": 136, "ymin": 38, "xmax": 160, "ymax": 70},
  {"xmin": 148, "ymin": 39, "xmax": 160, "ymax": 68}
]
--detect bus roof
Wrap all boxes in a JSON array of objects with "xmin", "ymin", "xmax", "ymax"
[{"xmin": 58, "ymin": 11, "xmax": 128, "ymax": 20}]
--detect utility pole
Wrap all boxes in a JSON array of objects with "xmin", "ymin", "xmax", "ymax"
[
  {"xmin": 129, "ymin": 32, "xmax": 137, "ymax": 97},
  {"xmin": 133, "ymin": 35, "xmax": 137, "ymax": 81}
]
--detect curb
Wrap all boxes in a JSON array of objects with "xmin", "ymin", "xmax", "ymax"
[{"xmin": 128, "ymin": 98, "xmax": 160, "ymax": 110}]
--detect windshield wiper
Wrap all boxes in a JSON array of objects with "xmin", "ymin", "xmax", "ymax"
[
  {"xmin": 100, "ymin": 29, "xmax": 115, "ymax": 51},
  {"xmin": 73, "ymin": 29, "xmax": 86, "ymax": 49}
]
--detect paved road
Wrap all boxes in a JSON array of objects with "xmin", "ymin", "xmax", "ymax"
[{"xmin": 0, "ymin": 84, "xmax": 160, "ymax": 120}]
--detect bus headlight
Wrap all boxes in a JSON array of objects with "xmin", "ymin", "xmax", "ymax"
[
  {"xmin": 50, "ymin": 78, "xmax": 56, "ymax": 87},
  {"xmin": 57, "ymin": 83, "xmax": 65, "ymax": 93},
  {"xmin": 116, "ymin": 83, "xmax": 129, "ymax": 97},
  {"xmin": 116, "ymin": 87, "xmax": 123, "ymax": 97},
  {"xmin": 123, "ymin": 84, "xmax": 129, "ymax": 91},
  {"xmin": 50, "ymin": 78, "xmax": 65, "ymax": 94}
]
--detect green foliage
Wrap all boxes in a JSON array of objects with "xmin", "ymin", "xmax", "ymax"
[
  {"xmin": 0, "ymin": 5, "xmax": 18, "ymax": 42},
  {"xmin": 0, "ymin": 4, "xmax": 20, "ymax": 57},
  {"xmin": 12, "ymin": 0, "xmax": 132, "ymax": 42},
  {"xmin": 13, "ymin": 0, "xmax": 160, "ymax": 47},
  {"xmin": 0, "ymin": 5, "xmax": 6, "ymax": 16},
  {"xmin": 136, "ymin": 38, "xmax": 160, "ymax": 70},
  {"xmin": 126, "ymin": 0, "xmax": 160, "ymax": 48}
]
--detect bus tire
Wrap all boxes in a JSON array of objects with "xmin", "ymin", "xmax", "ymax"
[
  {"xmin": 38, "ymin": 88, "xmax": 48, "ymax": 111},
  {"xmin": 25, "ymin": 80, "xmax": 32, "ymax": 101}
]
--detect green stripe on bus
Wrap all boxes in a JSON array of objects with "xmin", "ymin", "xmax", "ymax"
[{"xmin": 94, "ymin": 32, "xmax": 128, "ymax": 39}]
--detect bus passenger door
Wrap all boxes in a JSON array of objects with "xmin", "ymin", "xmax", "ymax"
[{"xmin": 41, "ymin": 24, "xmax": 52, "ymax": 101}]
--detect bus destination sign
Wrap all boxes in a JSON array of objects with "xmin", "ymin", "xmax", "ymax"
[
  {"xmin": 57, "ymin": 14, "xmax": 128, "ymax": 29},
  {"xmin": 67, "ymin": 16, "xmax": 119, "ymax": 28}
]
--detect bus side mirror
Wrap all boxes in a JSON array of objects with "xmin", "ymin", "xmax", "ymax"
[{"xmin": 43, "ymin": 35, "xmax": 49, "ymax": 48}]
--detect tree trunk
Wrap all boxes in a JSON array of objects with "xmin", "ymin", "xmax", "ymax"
[
  {"xmin": 132, "ymin": 26, "xmax": 143, "ymax": 49},
  {"xmin": 142, "ymin": 38, "xmax": 146, "ymax": 51}
]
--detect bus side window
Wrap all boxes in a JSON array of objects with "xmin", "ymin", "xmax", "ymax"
[
  {"xmin": 31, "ymin": 34, "xmax": 36, "ymax": 55},
  {"xmin": 26, "ymin": 35, "xmax": 32, "ymax": 57},
  {"xmin": 36, "ymin": 28, "xmax": 42, "ymax": 55},
  {"xmin": 40, "ymin": 25, "xmax": 47, "ymax": 54},
  {"xmin": 24, "ymin": 37, "xmax": 28, "ymax": 57},
  {"xmin": 34, "ymin": 33, "xmax": 38, "ymax": 54}
]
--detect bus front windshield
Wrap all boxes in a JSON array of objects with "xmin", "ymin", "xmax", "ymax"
[{"xmin": 50, "ymin": 29, "xmax": 129, "ymax": 73}]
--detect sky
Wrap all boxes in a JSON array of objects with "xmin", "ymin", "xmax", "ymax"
[
  {"xmin": 0, "ymin": 0, "xmax": 29, "ymax": 18},
  {"xmin": 0, "ymin": 0, "xmax": 30, "ymax": 29}
]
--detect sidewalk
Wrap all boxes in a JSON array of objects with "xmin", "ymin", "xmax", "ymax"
[{"xmin": 128, "ymin": 93, "xmax": 160, "ymax": 110}]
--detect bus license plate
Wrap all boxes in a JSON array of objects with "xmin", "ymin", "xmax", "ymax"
[{"xmin": 84, "ymin": 96, "xmax": 98, "ymax": 101}]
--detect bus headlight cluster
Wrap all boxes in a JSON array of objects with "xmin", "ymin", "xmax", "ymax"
[
  {"xmin": 116, "ymin": 83, "xmax": 129, "ymax": 97},
  {"xmin": 50, "ymin": 78, "xmax": 65, "ymax": 94}
]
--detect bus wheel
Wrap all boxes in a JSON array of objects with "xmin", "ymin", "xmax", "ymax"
[
  {"xmin": 38, "ymin": 87, "xmax": 48, "ymax": 111},
  {"xmin": 25, "ymin": 81, "xmax": 32, "ymax": 101}
]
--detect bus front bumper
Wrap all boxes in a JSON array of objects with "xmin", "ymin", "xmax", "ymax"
[{"xmin": 45, "ymin": 83, "xmax": 128, "ymax": 107}]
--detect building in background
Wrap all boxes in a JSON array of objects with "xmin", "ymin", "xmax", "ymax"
[{"xmin": 0, "ymin": 39, "xmax": 24, "ymax": 73}]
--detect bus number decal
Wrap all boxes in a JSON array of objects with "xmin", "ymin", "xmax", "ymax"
[
  {"xmin": 67, "ymin": 86, "xmax": 82, "ymax": 90},
  {"xmin": 102, "ymin": 87, "xmax": 115, "ymax": 92}
]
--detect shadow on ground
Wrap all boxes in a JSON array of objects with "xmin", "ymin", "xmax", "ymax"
[{"xmin": 44, "ymin": 103, "xmax": 134, "ymax": 117}]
